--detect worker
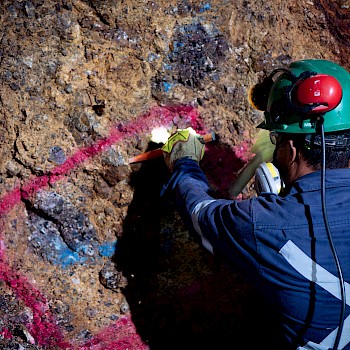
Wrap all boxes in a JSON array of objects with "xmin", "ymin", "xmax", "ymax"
[{"xmin": 161, "ymin": 59, "xmax": 350, "ymax": 350}]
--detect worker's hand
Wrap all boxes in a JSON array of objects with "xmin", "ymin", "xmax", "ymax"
[{"xmin": 162, "ymin": 127, "xmax": 205, "ymax": 171}]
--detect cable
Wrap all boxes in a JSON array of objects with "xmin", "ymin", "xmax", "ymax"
[{"xmin": 319, "ymin": 122, "xmax": 346, "ymax": 350}]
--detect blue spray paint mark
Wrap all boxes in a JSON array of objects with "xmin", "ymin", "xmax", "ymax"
[
  {"xmin": 27, "ymin": 210, "xmax": 108, "ymax": 269},
  {"xmin": 98, "ymin": 240, "xmax": 117, "ymax": 257},
  {"xmin": 27, "ymin": 191, "xmax": 118, "ymax": 268},
  {"xmin": 163, "ymin": 81, "xmax": 175, "ymax": 92},
  {"xmin": 199, "ymin": 3, "xmax": 211, "ymax": 12},
  {"xmin": 52, "ymin": 244, "xmax": 81, "ymax": 269},
  {"xmin": 27, "ymin": 213, "xmax": 88, "ymax": 269},
  {"xmin": 172, "ymin": 41, "xmax": 184, "ymax": 53}
]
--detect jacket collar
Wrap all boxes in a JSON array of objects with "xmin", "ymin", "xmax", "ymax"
[{"xmin": 287, "ymin": 168, "xmax": 350, "ymax": 195}]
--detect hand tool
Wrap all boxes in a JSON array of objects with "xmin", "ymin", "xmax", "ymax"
[{"xmin": 129, "ymin": 131, "xmax": 216, "ymax": 164}]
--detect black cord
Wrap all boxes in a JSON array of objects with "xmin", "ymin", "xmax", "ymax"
[{"xmin": 319, "ymin": 122, "xmax": 346, "ymax": 350}]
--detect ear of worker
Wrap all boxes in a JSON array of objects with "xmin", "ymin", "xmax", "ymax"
[{"xmin": 162, "ymin": 127, "xmax": 206, "ymax": 172}]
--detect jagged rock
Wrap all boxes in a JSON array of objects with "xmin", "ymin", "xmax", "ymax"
[{"xmin": 0, "ymin": 0, "xmax": 349, "ymax": 349}]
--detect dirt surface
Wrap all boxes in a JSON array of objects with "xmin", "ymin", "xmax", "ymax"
[{"xmin": 0, "ymin": 0, "xmax": 349, "ymax": 349}]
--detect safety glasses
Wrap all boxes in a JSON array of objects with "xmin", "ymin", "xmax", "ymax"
[{"xmin": 269, "ymin": 131, "xmax": 279, "ymax": 145}]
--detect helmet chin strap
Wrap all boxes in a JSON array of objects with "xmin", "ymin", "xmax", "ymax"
[{"xmin": 315, "ymin": 115, "xmax": 324, "ymax": 133}]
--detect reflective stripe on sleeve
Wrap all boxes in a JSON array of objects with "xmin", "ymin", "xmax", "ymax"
[
  {"xmin": 280, "ymin": 240, "xmax": 350, "ymax": 349},
  {"xmin": 191, "ymin": 200, "xmax": 216, "ymax": 254}
]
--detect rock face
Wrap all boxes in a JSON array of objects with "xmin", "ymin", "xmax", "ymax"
[{"xmin": 0, "ymin": 0, "xmax": 349, "ymax": 349}]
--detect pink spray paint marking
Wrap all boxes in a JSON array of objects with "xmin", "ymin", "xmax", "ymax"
[
  {"xmin": 0, "ymin": 239, "xmax": 148, "ymax": 349},
  {"xmin": 0, "ymin": 105, "xmax": 204, "ymax": 348},
  {"xmin": 0, "ymin": 327, "xmax": 13, "ymax": 340},
  {"xmin": 0, "ymin": 242, "xmax": 70, "ymax": 348},
  {"xmin": 78, "ymin": 316, "xmax": 149, "ymax": 350},
  {"xmin": 0, "ymin": 105, "xmax": 204, "ymax": 216},
  {"xmin": 233, "ymin": 140, "xmax": 254, "ymax": 162}
]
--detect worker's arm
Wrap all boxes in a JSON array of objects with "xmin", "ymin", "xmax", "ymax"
[
  {"xmin": 161, "ymin": 130, "xmax": 258, "ymax": 271},
  {"xmin": 164, "ymin": 156, "xmax": 219, "ymax": 252},
  {"xmin": 161, "ymin": 128, "xmax": 214, "ymax": 246}
]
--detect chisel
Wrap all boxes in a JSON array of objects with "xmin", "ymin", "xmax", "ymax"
[{"xmin": 129, "ymin": 131, "xmax": 216, "ymax": 164}]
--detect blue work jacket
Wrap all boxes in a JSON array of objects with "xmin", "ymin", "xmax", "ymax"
[{"xmin": 163, "ymin": 157, "xmax": 350, "ymax": 350}]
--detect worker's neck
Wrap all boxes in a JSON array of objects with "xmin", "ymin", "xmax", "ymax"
[{"xmin": 286, "ymin": 159, "xmax": 314, "ymax": 186}]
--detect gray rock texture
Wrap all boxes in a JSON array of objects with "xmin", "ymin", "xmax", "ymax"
[{"xmin": 0, "ymin": 0, "xmax": 349, "ymax": 349}]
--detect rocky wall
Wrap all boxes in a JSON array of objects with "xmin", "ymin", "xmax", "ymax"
[{"xmin": 0, "ymin": 0, "xmax": 349, "ymax": 349}]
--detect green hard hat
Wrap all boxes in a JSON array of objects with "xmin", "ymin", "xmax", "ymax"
[{"xmin": 256, "ymin": 59, "xmax": 350, "ymax": 133}]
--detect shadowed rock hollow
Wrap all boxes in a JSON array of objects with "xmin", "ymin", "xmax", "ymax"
[{"xmin": 0, "ymin": 0, "xmax": 349, "ymax": 349}]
